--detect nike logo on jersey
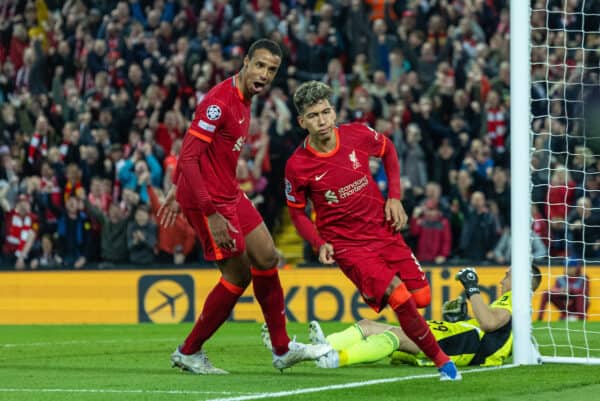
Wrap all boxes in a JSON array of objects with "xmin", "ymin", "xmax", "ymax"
[
  {"xmin": 238, "ymin": 118, "xmax": 245, "ymax": 124},
  {"xmin": 315, "ymin": 171, "xmax": 328, "ymax": 181}
]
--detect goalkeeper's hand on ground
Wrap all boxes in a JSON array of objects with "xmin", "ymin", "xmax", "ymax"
[
  {"xmin": 442, "ymin": 296, "xmax": 468, "ymax": 322},
  {"xmin": 455, "ymin": 267, "xmax": 481, "ymax": 299}
]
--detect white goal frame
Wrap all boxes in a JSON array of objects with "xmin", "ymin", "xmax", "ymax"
[
  {"xmin": 511, "ymin": 0, "xmax": 600, "ymax": 365},
  {"xmin": 510, "ymin": 0, "xmax": 535, "ymax": 366}
]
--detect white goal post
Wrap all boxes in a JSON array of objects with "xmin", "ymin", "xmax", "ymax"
[
  {"xmin": 512, "ymin": 0, "xmax": 600, "ymax": 365},
  {"xmin": 510, "ymin": 0, "xmax": 535, "ymax": 366}
]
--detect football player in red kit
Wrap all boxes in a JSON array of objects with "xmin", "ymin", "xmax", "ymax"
[
  {"xmin": 158, "ymin": 40, "xmax": 330, "ymax": 374},
  {"xmin": 284, "ymin": 81, "xmax": 461, "ymax": 380}
]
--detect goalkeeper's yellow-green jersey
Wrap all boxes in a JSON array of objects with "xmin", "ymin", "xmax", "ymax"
[
  {"xmin": 469, "ymin": 290, "xmax": 513, "ymax": 366},
  {"xmin": 393, "ymin": 291, "xmax": 513, "ymax": 367}
]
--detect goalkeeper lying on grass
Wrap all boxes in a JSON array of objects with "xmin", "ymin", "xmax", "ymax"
[{"xmin": 263, "ymin": 265, "xmax": 541, "ymax": 368}]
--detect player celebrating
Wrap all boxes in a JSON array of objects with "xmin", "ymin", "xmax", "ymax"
[
  {"xmin": 296, "ymin": 265, "xmax": 542, "ymax": 368},
  {"xmin": 158, "ymin": 40, "xmax": 330, "ymax": 374},
  {"xmin": 284, "ymin": 81, "xmax": 461, "ymax": 380}
]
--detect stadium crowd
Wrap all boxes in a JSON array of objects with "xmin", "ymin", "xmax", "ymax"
[{"xmin": 0, "ymin": 0, "xmax": 598, "ymax": 269}]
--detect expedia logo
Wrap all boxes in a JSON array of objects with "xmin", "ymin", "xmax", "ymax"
[{"xmin": 138, "ymin": 275, "xmax": 195, "ymax": 323}]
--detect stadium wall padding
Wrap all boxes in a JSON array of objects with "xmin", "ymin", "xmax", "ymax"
[{"xmin": 0, "ymin": 266, "xmax": 596, "ymax": 324}]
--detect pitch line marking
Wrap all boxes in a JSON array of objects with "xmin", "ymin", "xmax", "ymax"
[
  {"xmin": 0, "ymin": 337, "xmax": 180, "ymax": 348},
  {"xmin": 203, "ymin": 365, "xmax": 518, "ymax": 401},
  {"xmin": 0, "ymin": 388, "xmax": 251, "ymax": 396}
]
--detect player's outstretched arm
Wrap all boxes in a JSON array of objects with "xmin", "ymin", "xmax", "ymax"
[{"xmin": 456, "ymin": 267, "xmax": 510, "ymax": 332}]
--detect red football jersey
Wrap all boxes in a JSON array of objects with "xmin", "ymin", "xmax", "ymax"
[
  {"xmin": 285, "ymin": 123, "xmax": 395, "ymax": 245},
  {"xmin": 177, "ymin": 75, "xmax": 251, "ymax": 207}
]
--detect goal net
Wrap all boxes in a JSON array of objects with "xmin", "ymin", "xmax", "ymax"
[{"xmin": 514, "ymin": 0, "xmax": 600, "ymax": 364}]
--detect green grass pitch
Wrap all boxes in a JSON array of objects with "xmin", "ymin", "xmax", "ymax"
[{"xmin": 1, "ymin": 322, "xmax": 600, "ymax": 401}]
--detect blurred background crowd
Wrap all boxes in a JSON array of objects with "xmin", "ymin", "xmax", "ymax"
[{"xmin": 0, "ymin": 0, "xmax": 599, "ymax": 270}]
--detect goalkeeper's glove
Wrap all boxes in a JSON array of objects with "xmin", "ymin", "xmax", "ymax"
[
  {"xmin": 442, "ymin": 296, "xmax": 468, "ymax": 322},
  {"xmin": 455, "ymin": 267, "xmax": 481, "ymax": 299}
]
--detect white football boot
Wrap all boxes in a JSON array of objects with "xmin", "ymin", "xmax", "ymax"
[
  {"xmin": 272, "ymin": 340, "xmax": 332, "ymax": 371},
  {"xmin": 170, "ymin": 347, "xmax": 229, "ymax": 375}
]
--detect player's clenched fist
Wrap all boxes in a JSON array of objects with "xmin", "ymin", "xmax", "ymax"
[
  {"xmin": 319, "ymin": 243, "xmax": 335, "ymax": 265},
  {"xmin": 455, "ymin": 267, "xmax": 481, "ymax": 298}
]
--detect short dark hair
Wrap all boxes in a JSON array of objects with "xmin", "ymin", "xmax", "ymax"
[
  {"xmin": 135, "ymin": 204, "xmax": 150, "ymax": 214},
  {"xmin": 293, "ymin": 81, "xmax": 333, "ymax": 115},
  {"xmin": 247, "ymin": 39, "xmax": 282, "ymax": 60},
  {"xmin": 531, "ymin": 264, "xmax": 542, "ymax": 292}
]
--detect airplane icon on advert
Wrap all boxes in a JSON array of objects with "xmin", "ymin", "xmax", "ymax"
[{"xmin": 147, "ymin": 289, "xmax": 186, "ymax": 318}]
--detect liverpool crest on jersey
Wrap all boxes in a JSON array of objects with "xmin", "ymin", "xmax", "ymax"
[{"xmin": 349, "ymin": 150, "xmax": 361, "ymax": 169}]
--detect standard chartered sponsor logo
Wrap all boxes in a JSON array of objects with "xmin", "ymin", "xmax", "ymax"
[
  {"xmin": 325, "ymin": 190, "xmax": 339, "ymax": 204},
  {"xmin": 338, "ymin": 175, "xmax": 368, "ymax": 199}
]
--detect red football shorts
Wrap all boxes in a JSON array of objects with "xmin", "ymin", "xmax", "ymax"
[
  {"xmin": 333, "ymin": 236, "xmax": 428, "ymax": 312},
  {"xmin": 183, "ymin": 194, "xmax": 263, "ymax": 261}
]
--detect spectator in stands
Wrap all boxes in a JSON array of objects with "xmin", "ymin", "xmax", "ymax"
[
  {"xmin": 150, "ymin": 107, "xmax": 185, "ymax": 156},
  {"xmin": 30, "ymin": 233, "xmax": 62, "ymax": 269},
  {"xmin": 452, "ymin": 89, "xmax": 481, "ymax": 138},
  {"xmin": 63, "ymin": 163, "xmax": 83, "ymax": 202},
  {"xmin": 402, "ymin": 123, "xmax": 427, "ymax": 198},
  {"xmin": 79, "ymin": 189, "xmax": 131, "ymax": 267},
  {"xmin": 56, "ymin": 195, "xmax": 91, "ymax": 269},
  {"xmin": 127, "ymin": 203, "xmax": 157, "ymax": 265},
  {"xmin": 3, "ymin": 193, "xmax": 37, "ymax": 269},
  {"xmin": 343, "ymin": 0, "xmax": 370, "ymax": 62},
  {"xmin": 459, "ymin": 191, "xmax": 499, "ymax": 261},
  {"xmin": 538, "ymin": 259, "xmax": 589, "ymax": 321},
  {"xmin": 485, "ymin": 166, "xmax": 510, "ymax": 227},
  {"xmin": 447, "ymin": 169, "xmax": 472, "ymax": 253},
  {"xmin": 118, "ymin": 143, "xmax": 162, "ymax": 204},
  {"xmin": 431, "ymin": 139, "xmax": 457, "ymax": 196},
  {"xmin": 487, "ymin": 227, "xmax": 547, "ymax": 264},
  {"xmin": 567, "ymin": 196, "xmax": 600, "ymax": 260},
  {"xmin": 409, "ymin": 199, "xmax": 451, "ymax": 264},
  {"xmin": 26, "ymin": 115, "xmax": 51, "ymax": 174},
  {"xmin": 0, "ymin": 0, "xmax": 587, "ymax": 268},
  {"xmin": 484, "ymin": 90, "xmax": 507, "ymax": 164},
  {"xmin": 420, "ymin": 182, "xmax": 450, "ymax": 217},
  {"xmin": 35, "ymin": 160, "xmax": 62, "ymax": 234},
  {"xmin": 546, "ymin": 166, "xmax": 576, "ymax": 257},
  {"xmin": 368, "ymin": 18, "xmax": 398, "ymax": 75}
]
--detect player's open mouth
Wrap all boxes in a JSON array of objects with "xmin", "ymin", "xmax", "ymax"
[{"xmin": 252, "ymin": 81, "xmax": 266, "ymax": 92}]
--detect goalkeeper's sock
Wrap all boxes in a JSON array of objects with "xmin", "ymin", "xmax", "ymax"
[
  {"xmin": 339, "ymin": 331, "xmax": 399, "ymax": 367},
  {"xmin": 326, "ymin": 323, "xmax": 365, "ymax": 350},
  {"xmin": 390, "ymin": 283, "xmax": 450, "ymax": 368}
]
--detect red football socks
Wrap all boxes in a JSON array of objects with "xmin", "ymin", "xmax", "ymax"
[
  {"xmin": 391, "ymin": 285, "xmax": 450, "ymax": 368},
  {"xmin": 180, "ymin": 277, "xmax": 244, "ymax": 355},
  {"xmin": 252, "ymin": 267, "xmax": 290, "ymax": 355}
]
